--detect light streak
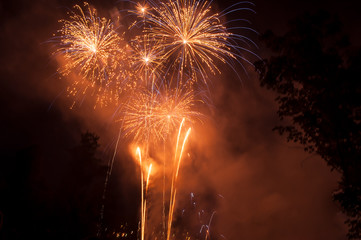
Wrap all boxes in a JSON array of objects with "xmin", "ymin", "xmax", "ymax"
[
  {"xmin": 167, "ymin": 119, "xmax": 192, "ymax": 240},
  {"xmin": 200, "ymin": 211, "xmax": 216, "ymax": 240},
  {"xmin": 136, "ymin": 147, "xmax": 145, "ymax": 240},
  {"xmin": 136, "ymin": 147, "xmax": 153, "ymax": 240}
]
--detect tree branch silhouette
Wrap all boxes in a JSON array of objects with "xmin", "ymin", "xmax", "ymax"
[{"xmin": 256, "ymin": 10, "xmax": 361, "ymax": 239}]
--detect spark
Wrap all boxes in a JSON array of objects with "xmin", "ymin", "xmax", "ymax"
[
  {"xmin": 134, "ymin": 3, "xmax": 149, "ymax": 16},
  {"xmin": 200, "ymin": 211, "xmax": 216, "ymax": 240}
]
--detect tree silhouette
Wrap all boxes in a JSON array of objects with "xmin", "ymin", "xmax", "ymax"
[
  {"xmin": 66, "ymin": 131, "xmax": 107, "ymax": 239},
  {"xmin": 255, "ymin": 11, "xmax": 361, "ymax": 239}
]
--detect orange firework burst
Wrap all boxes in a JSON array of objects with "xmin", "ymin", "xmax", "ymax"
[
  {"xmin": 120, "ymin": 85, "xmax": 201, "ymax": 144},
  {"xmin": 129, "ymin": 35, "xmax": 164, "ymax": 83},
  {"xmin": 55, "ymin": 2, "xmax": 131, "ymax": 107},
  {"xmin": 144, "ymin": 0, "xmax": 236, "ymax": 82}
]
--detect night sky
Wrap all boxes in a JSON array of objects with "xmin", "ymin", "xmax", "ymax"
[{"xmin": 1, "ymin": 0, "xmax": 360, "ymax": 239}]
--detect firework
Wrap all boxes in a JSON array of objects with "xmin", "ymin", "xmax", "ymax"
[
  {"xmin": 120, "ymin": 86, "xmax": 201, "ymax": 144},
  {"xmin": 129, "ymin": 35, "xmax": 164, "ymax": 84},
  {"xmin": 143, "ymin": 0, "xmax": 237, "ymax": 83},
  {"xmin": 55, "ymin": 2, "xmax": 131, "ymax": 107}
]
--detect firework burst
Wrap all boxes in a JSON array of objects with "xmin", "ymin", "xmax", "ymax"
[
  {"xmin": 129, "ymin": 35, "xmax": 164, "ymax": 83},
  {"xmin": 54, "ymin": 2, "xmax": 131, "ymax": 107},
  {"xmin": 120, "ymin": 85, "xmax": 201, "ymax": 144},
  {"xmin": 144, "ymin": 0, "xmax": 237, "ymax": 83}
]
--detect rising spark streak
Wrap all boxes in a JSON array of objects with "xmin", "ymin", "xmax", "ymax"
[
  {"xmin": 136, "ymin": 147, "xmax": 145, "ymax": 240},
  {"xmin": 167, "ymin": 119, "xmax": 192, "ymax": 240},
  {"xmin": 136, "ymin": 148, "xmax": 152, "ymax": 240}
]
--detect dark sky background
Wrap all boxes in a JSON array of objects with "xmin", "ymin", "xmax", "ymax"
[{"xmin": 1, "ymin": 0, "xmax": 360, "ymax": 239}]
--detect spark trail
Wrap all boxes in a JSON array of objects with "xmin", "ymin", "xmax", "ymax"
[
  {"xmin": 136, "ymin": 147, "xmax": 152, "ymax": 240},
  {"xmin": 167, "ymin": 119, "xmax": 192, "ymax": 240}
]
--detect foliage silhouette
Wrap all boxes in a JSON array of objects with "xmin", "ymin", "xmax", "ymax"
[
  {"xmin": 0, "ymin": 132, "xmax": 106, "ymax": 240},
  {"xmin": 67, "ymin": 131, "xmax": 106, "ymax": 239},
  {"xmin": 255, "ymin": 10, "xmax": 361, "ymax": 239}
]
